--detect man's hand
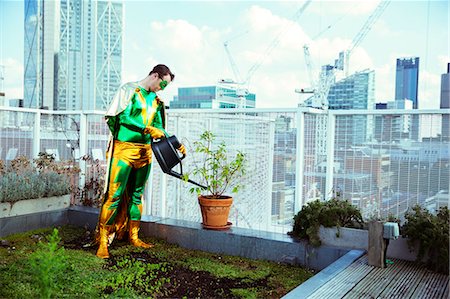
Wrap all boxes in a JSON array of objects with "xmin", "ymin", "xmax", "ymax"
[
  {"xmin": 178, "ymin": 144, "xmax": 186, "ymax": 155},
  {"xmin": 144, "ymin": 126, "xmax": 165, "ymax": 139}
]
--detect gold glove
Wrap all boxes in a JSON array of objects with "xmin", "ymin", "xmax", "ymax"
[
  {"xmin": 178, "ymin": 144, "xmax": 186, "ymax": 155},
  {"xmin": 144, "ymin": 126, "xmax": 165, "ymax": 139}
]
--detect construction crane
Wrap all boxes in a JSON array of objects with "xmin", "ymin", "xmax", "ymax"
[
  {"xmin": 219, "ymin": 32, "xmax": 250, "ymax": 108},
  {"xmin": 219, "ymin": 0, "xmax": 312, "ymax": 107},
  {"xmin": 297, "ymin": 0, "xmax": 391, "ymax": 109},
  {"xmin": 338, "ymin": 0, "xmax": 391, "ymax": 76}
]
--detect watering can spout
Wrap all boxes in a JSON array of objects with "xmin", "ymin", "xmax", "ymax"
[{"xmin": 152, "ymin": 135, "xmax": 207, "ymax": 190}]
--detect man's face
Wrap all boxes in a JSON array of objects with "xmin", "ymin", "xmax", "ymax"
[{"xmin": 153, "ymin": 73, "xmax": 172, "ymax": 92}]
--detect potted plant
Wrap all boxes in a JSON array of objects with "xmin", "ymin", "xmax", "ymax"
[{"xmin": 183, "ymin": 131, "xmax": 246, "ymax": 230}]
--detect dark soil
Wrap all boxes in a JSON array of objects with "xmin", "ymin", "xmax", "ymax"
[
  {"xmin": 62, "ymin": 230, "xmax": 276, "ymax": 298},
  {"xmin": 105, "ymin": 251, "xmax": 269, "ymax": 299}
]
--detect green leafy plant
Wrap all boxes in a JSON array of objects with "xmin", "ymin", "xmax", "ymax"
[
  {"xmin": 75, "ymin": 155, "xmax": 105, "ymax": 207},
  {"xmin": 0, "ymin": 154, "xmax": 79, "ymax": 203},
  {"xmin": 30, "ymin": 228, "xmax": 68, "ymax": 299},
  {"xmin": 290, "ymin": 198, "xmax": 364, "ymax": 247},
  {"xmin": 103, "ymin": 256, "xmax": 171, "ymax": 297},
  {"xmin": 402, "ymin": 205, "xmax": 449, "ymax": 274},
  {"xmin": 183, "ymin": 131, "xmax": 246, "ymax": 198}
]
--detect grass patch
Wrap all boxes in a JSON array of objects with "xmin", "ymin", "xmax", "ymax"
[{"xmin": 0, "ymin": 225, "xmax": 313, "ymax": 298}]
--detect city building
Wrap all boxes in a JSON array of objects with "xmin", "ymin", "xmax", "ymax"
[
  {"xmin": 169, "ymin": 85, "xmax": 256, "ymax": 109},
  {"xmin": 395, "ymin": 57, "xmax": 419, "ymax": 108},
  {"xmin": 395, "ymin": 57, "xmax": 420, "ymax": 140},
  {"xmin": 328, "ymin": 69, "xmax": 375, "ymax": 146},
  {"xmin": 374, "ymin": 99, "xmax": 413, "ymax": 142},
  {"xmin": 24, "ymin": 0, "xmax": 123, "ymax": 111},
  {"xmin": 441, "ymin": 63, "xmax": 450, "ymax": 140}
]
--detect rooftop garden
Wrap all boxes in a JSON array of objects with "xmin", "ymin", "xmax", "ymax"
[{"xmin": 0, "ymin": 225, "xmax": 313, "ymax": 298}]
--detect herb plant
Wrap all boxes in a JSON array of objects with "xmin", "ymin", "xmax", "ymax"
[{"xmin": 184, "ymin": 131, "xmax": 246, "ymax": 198}]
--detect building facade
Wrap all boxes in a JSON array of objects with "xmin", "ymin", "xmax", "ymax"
[
  {"xmin": 395, "ymin": 57, "xmax": 419, "ymax": 108},
  {"xmin": 170, "ymin": 85, "xmax": 256, "ymax": 109},
  {"xmin": 395, "ymin": 57, "xmax": 420, "ymax": 140},
  {"xmin": 328, "ymin": 69, "xmax": 375, "ymax": 146},
  {"xmin": 24, "ymin": 0, "xmax": 123, "ymax": 111}
]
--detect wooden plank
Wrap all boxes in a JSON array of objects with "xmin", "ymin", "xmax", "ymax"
[
  {"xmin": 378, "ymin": 261, "xmax": 425, "ymax": 298},
  {"xmin": 411, "ymin": 272, "xmax": 443, "ymax": 299},
  {"xmin": 441, "ymin": 278, "xmax": 449, "ymax": 299},
  {"xmin": 342, "ymin": 259, "xmax": 409, "ymax": 298},
  {"xmin": 308, "ymin": 253, "xmax": 449, "ymax": 299},
  {"xmin": 308, "ymin": 256, "xmax": 373, "ymax": 298}
]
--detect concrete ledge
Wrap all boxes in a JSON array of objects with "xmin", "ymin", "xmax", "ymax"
[
  {"xmin": 282, "ymin": 249, "xmax": 366, "ymax": 299},
  {"xmin": 319, "ymin": 226, "xmax": 368, "ymax": 250},
  {"xmin": 0, "ymin": 208, "xmax": 69, "ymax": 237},
  {"xmin": 67, "ymin": 207, "xmax": 350, "ymax": 271},
  {"xmin": 140, "ymin": 215, "xmax": 350, "ymax": 271}
]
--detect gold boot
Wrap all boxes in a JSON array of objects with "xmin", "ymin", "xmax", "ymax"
[
  {"xmin": 96, "ymin": 224, "xmax": 111, "ymax": 259},
  {"xmin": 129, "ymin": 221, "xmax": 153, "ymax": 248}
]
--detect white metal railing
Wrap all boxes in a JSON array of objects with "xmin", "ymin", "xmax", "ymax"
[{"xmin": 1, "ymin": 106, "xmax": 449, "ymax": 233}]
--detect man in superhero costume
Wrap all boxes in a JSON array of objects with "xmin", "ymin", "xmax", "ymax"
[{"xmin": 96, "ymin": 64, "xmax": 185, "ymax": 258}]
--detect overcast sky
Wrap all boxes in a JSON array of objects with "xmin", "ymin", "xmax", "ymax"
[{"xmin": 1, "ymin": 0, "xmax": 448, "ymax": 108}]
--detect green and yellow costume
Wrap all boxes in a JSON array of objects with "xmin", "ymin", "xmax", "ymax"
[{"xmin": 96, "ymin": 82, "xmax": 168, "ymax": 258}]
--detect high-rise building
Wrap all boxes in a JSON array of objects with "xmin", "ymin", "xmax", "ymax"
[
  {"xmin": 395, "ymin": 57, "xmax": 420, "ymax": 140},
  {"xmin": 374, "ymin": 99, "xmax": 413, "ymax": 142},
  {"xmin": 24, "ymin": 0, "xmax": 123, "ymax": 111},
  {"xmin": 441, "ymin": 63, "xmax": 450, "ymax": 140},
  {"xmin": 328, "ymin": 69, "xmax": 375, "ymax": 146},
  {"xmin": 170, "ymin": 85, "xmax": 256, "ymax": 109},
  {"xmin": 395, "ymin": 57, "xmax": 419, "ymax": 108}
]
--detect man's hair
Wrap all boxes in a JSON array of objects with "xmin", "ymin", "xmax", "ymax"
[{"xmin": 149, "ymin": 64, "xmax": 175, "ymax": 81}]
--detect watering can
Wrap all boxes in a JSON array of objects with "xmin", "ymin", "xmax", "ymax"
[{"xmin": 152, "ymin": 135, "xmax": 207, "ymax": 189}]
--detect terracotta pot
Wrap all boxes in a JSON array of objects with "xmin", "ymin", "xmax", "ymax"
[{"xmin": 198, "ymin": 195, "xmax": 233, "ymax": 230}]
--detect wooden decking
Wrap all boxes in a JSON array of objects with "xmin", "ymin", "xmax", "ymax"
[{"xmin": 307, "ymin": 255, "xmax": 449, "ymax": 299}]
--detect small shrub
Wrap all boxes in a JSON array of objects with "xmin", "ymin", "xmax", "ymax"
[
  {"xmin": 75, "ymin": 155, "xmax": 105, "ymax": 207},
  {"xmin": 183, "ymin": 131, "xmax": 246, "ymax": 198},
  {"xmin": 0, "ymin": 154, "xmax": 79, "ymax": 203},
  {"xmin": 30, "ymin": 228, "xmax": 68, "ymax": 299},
  {"xmin": 290, "ymin": 198, "xmax": 364, "ymax": 247},
  {"xmin": 402, "ymin": 205, "xmax": 449, "ymax": 274}
]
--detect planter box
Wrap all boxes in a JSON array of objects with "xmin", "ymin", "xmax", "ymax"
[
  {"xmin": 319, "ymin": 226, "xmax": 368, "ymax": 250},
  {"xmin": 319, "ymin": 225, "xmax": 422, "ymax": 262},
  {"xmin": 0, "ymin": 194, "xmax": 70, "ymax": 218}
]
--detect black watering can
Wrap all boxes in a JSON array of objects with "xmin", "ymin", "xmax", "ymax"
[{"xmin": 152, "ymin": 135, "xmax": 207, "ymax": 189}]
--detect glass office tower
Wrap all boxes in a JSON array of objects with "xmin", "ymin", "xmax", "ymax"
[
  {"xmin": 170, "ymin": 85, "xmax": 256, "ymax": 109},
  {"xmin": 395, "ymin": 57, "xmax": 420, "ymax": 140},
  {"xmin": 395, "ymin": 57, "xmax": 419, "ymax": 108},
  {"xmin": 24, "ymin": 0, "xmax": 123, "ymax": 111}
]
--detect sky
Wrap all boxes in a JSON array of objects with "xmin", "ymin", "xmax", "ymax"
[{"xmin": 0, "ymin": 0, "xmax": 449, "ymax": 109}]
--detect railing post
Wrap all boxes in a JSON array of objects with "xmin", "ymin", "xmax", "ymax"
[
  {"xmin": 325, "ymin": 111, "xmax": 336, "ymax": 200},
  {"xmin": 79, "ymin": 113, "xmax": 87, "ymax": 193},
  {"xmin": 294, "ymin": 108, "xmax": 305, "ymax": 214},
  {"xmin": 33, "ymin": 111, "xmax": 41, "ymax": 158}
]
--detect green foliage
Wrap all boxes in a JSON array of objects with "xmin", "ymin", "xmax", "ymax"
[
  {"xmin": 75, "ymin": 155, "xmax": 105, "ymax": 207},
  {"xmin": 102, "ymin": 256, "xmax": 171, "ymax": 297},
  {"xmin": 185, "ymin": 257, "xmax": 270, "ymax": 280},
  {"xmin": 291, "ymin": 198, "xmax": 364, "ymax": 247},
  {"xmin": 402, "ymin": 205, "xmax": 449, "ymax": 274},
  {"xmin": 0, "ymin": 153, "xmax": 79, "ymax": 203},
  {"xmin": 0, "ymin": 225, "xmax": 313, "ymax": 298},
  {"xmin": 30, "ymin": 228, "xmax": 68, "ymax": 299},
  {"xmin": 183, "ymin": 131, "xmax": 247, "ymax": 198}
]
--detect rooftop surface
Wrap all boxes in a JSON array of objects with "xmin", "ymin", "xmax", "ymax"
[{"xmin": 285, "ymin": 251, "xmax": 449, "ymax": 299}]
